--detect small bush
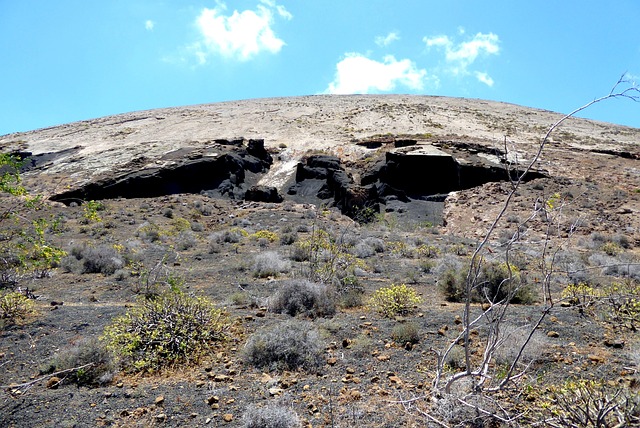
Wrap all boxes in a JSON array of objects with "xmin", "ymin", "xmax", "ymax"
[
  {"xmin": 45, "ymin": 338, "xmax": 115, "ymax": 386},
  {"xmin": 242, "ymin": 404, "xmax": 301, "ymax": 428},
  {"xmin": 251, "ymin": 230, "xmax": 278, "ymax": 242},
  {"xmin": 162, "ymin": 208, "xmax": 174, "ymax": 218},
  {"xmin": 492, "ymin": 325, "xmax": 547, "ymax": 367},
  {"xmin": 269, "ymin": 279, "xmax": 336, "ymax": 318},
  {"xmin": 279, "ymin": 232, "xmax": 297, "ymax": 246},
  {"xmin": 438, "ymin": 260, "xmax": 535, "ymax": 304},
  {"xmin": 136, "ymin": 222, "xmax": 161, "ymax": 242},
  {"xmin": 176, "ymin": 230, "xmax": 197, "ymax": 250},
  {"xmin": 544, "ymin": 379, "xmax": 640, "ymax": 427},
  {"xmin": 242, "ymin": 319, "xmax": 324, "ymax": 372},
  {"xmin": 0, "ymin": 291, "xmax": 35, "ymax": 326},
  {"xmin": 253, "ymin": 251, "xmax": 291, "ymax": 278},
  {"xmin": 102, "ymin": 290, "xmax": 228, "ymax": 373},
  {"xmin": 392, "ymin": 322, "xmax": 420, "ymax": 345},
  {"xmin": 169, "ymin": 217, "xmax": 191, "ymax": 235},
  {"xmin": 369, "ymin": 284, "xmax": 422, "ymax": 318},
  {"xmin": 339, "ymin": 289, "xmax": 364, "ymax": 308},
  {"xmin": 210, "ymin": 228, "xmax": 246, "ymax": 244},
  {"xmin": 67, "ymin": 244, "xmax": 124, "ymax": 275}
]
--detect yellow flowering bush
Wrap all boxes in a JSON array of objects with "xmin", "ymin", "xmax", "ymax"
[{"xmin": 369, "ymin": 284, "xmax": 422, "ymax": 318}]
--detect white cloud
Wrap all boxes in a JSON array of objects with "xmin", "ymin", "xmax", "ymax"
[
  {"xmin": 145, "ymin": 20, "xmax": 154, "ymax": 31},
  {"xmin": 326, "ymin": 53, "xmax": 427, "ymax": 94},
  {"xmin": 424, "ymin": 31, "xmax": 499, "ymax": 84},
  {"xmin": 375, "ymin": 32, "xmax": 400, "ymax": 47},
  {"xmin": 193, "ymin": 1, "xmax": 291, "ymax": 62},
  {"xmin": 474, "ymin": 71, "xmax": 494, "ymax": 87}
]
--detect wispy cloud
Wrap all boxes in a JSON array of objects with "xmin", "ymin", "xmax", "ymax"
[
  {"xmin": 325, "ymin": 53, "xmax": 427, "ymax": 94},
  {"xmin": 375, "ymin": 32, "xmax": 400, "ymax": 47},
  {"xmin": 474, "ymin": 71, "xmax": 494, "ymax": 87},
  {"xmin": 145, "ymin": 20, "xmax": 154, "ymax": 31},
  {"xmin": 424, "ymin": 30, "xmax": 499, "ymax": 84},
  {"xmin": 193, "ymin": 1, "xmax": 292, "ymax": 63}
]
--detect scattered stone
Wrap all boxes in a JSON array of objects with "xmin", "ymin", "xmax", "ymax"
[
  {"xmin": 207, "ymin": 396, "xmax": 219, "ymax": 405},
  {"xmin": 155, "ymin": 413, "xmax": 166, "ymax": 422},
  {"xmin": 604, "ymin": 338, "xmax": 625, "ymax": 349},
  {"xmin": 346, "ymin": 367, "xmax": 355, "ymax": 374},
  {"xmin": 213, "ymin": 374, "xmax": 231, "ymax": 382},
  {"xmin": 377, "ymin": 355, "xmax": 390, "ymax": 362},
  {"xmin": 155, "ymin": 396, "xmax": 165, "ymax": 406},
  {"xmin": 46, "ymin": 377, "xmax": 61, "ymax": 389},
  {"xmin": 547, "ymin": 331, "xmax": 560, "ymax": 338},
  {"xmin": 588, "ymin": 354, "xmax": 605, "ymax": 364},
  {"xmin": 327, "ymin": 357, "xmax": 337, "ymax": 366},
  {"xmin": 454, "ymin": 315, "xmax": 462, "ymax": 324},
  {"xmin": 268, "ymin": 387, "xmax": 284, "ymax": 396},
  {"xmin": 222, "ymin": 414, "xmax": 233, "ymax": 422}
]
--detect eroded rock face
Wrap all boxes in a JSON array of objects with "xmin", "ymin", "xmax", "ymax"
[{"xmin": 50, "ymin": 139, "xmax": 273, "ymax": 204}]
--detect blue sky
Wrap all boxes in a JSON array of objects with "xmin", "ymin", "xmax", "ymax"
[{"xmin": 1, "ymin": 1, "xmax": 639, "ymax": 135}]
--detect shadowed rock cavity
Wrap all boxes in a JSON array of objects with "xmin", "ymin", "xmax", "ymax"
[
  {"xmin": 50, "ymin": 139, "xmax": 277, "ymax": 205},
  {"xmin": 289, "ymin": 144, "xmax": 546, "ymax": 224}
]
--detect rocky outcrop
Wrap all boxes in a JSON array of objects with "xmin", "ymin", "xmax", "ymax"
[{"xmin": 50, "ymin": 139, "xmax": 273, "ymax": 204}]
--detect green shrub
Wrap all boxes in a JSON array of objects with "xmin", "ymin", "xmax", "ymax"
[
  {"xmin": 242, "ymin": 319, "xmax": 324, "ymax": 372},
  {"xmin": 250, "ymin": 230, "xmax": 278, "ymax": 242},
  {"xmin": 0, "ymin": 291, "xmax": 35, "ymax": 326},
  {"xmin": 268, "ymin": 279, "xmax": 336, "ymax": 318},
  {"xmin": 601, "ymin": 241, "xmax": 623, "ymax": 256},
  {"xmin": 438, "ymin": 260, "xmax": 535, "ymax": 304},
  {"xmin": 369, "ymin": 284, "xmax": 421, "ymax": 318},
  {"xmin": 242, "ymin": 404, "xmax": 301, "ymax": 428},
  {"xmin": 102, "ymin": 290, "xmax": 228, "ymax": 373}
]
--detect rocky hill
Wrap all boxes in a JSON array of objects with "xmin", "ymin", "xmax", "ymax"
[
  {"xmin": 2, "ymin": 95, "xmax": 639, "ymax": 240},
  {"xmin": 1, "ymin": 95, "xmax": 639, "ymax": 427}
]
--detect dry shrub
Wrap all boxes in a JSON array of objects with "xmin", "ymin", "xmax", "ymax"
[
  {"xmin": 242, "ymin": 319, "xmax": 324, "ymax": 372},
  {"xmin": 268, "ymin": 279, "xmax": 336, "ymax": 318},
  {"xmin": 253, "ymin": 251, "xmax": 291, "ymax": 278},
  {"xmin": 242, "ymin": 404, "xmax": 301, "ymax": 428},
  {"xmin": 45, "ymin": 338, "xmax": 115, "ymax": 386},
  {"xmin": 391, "ymin": 321, "xmax": 420, "ymax": 345},
  {"xmin": 492, "ymin": 324, "xmax": 548, "ymax": 367}
]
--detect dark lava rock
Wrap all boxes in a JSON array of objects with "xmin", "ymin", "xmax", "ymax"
[{"xmin": 245, "ymin": 185, "xmax": 283, "ymax": 203}]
